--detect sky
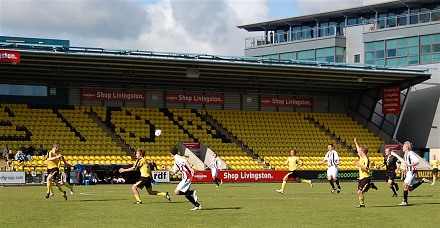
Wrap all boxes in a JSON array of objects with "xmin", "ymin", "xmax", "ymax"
[{"xmin": 0, "ymin": 0, "xmax": 386, "ymax": 56}]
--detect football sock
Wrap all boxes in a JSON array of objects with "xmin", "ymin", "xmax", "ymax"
[
  {"xmin": 390, "ymin": 186, "xmax": 397, "ymax": 195},
  {"xmin": 335, "ymin": 179, "xmax": 340, "ymax": 189},
  {"xmin": 412, "ymin": 180, "xmax": 424, "ymax": 189},
  {"xmin": 56, "ymin": 183, "xmax": 64, "ymax": 193},
  {"xmin": 301, "ymin": 179, "xmax": 309, "ymax": 184},
  {"xmin": 64, "ymin": 182, "xmax": 73, "ymax": 190},
  {"xmin": 403, "ymin": 190, "xmax": 408, "ymax": 202},
  {"xmin": 135, "ymin": 194, "xmax": 141, "ymax": 202},
  {"xmin": 46, "ymin": 181, "xmax": 52, "ymax": 194},
  {"xmin": 184, "ymin": 191, "xmax": 199, "ymax": 206},
  {"xmin": 157, "ymin": 192, "xmax": 166, "ymax": 197},
  {"xmin": 358, "ymin": 195, "xmax": 364, "ymax": 205},
  {"xmin": 433, "ymin": 176, "xmax": 436, "ymax": 184},
  {"xmin": 281, "ymin": 181, "xmax": 287, "ymax": 190},
  {"xmin": 329, "ymin": 179, "xmax": 335, "ymax": 189}
]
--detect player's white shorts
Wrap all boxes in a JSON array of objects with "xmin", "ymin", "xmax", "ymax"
[
  {"xmin": 404, "ymin": 171, "xmax": 417, "ymax": 186},
  {"xmin": 326, "ymin": 166, "xmax": 338, "ymax": 178},
  {"xmin": 176, "ymin": 178, "xmax": 192, "ymax": 193},
  {"xmin": 211, "ymin": 168, "xmax": 218, "ymax": 177}
]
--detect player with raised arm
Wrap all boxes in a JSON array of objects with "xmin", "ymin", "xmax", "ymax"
[
  {"xmin": 163, "ymin": 148, "xmax": 201, "ymax": 210},
  {"xmin": 399, "ymin": 141, "xmax": 429, "ymax": 206},
  {"xmin": 276, "ymin": 148, "xmax": 312, "ymax": 194},
  {"xmin": 353, "ymin": 137, "xmax": 374, "ymax": 208},
  {"xmin": 119, "ymin": 148, "xmax": 170, "ymax": 204},
  {"xmin": 318, "ymin": 144, "xmax": 341, "ymax": 193}
]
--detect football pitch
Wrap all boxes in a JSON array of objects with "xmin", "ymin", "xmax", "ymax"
[{"xmin": 1, "ymin": 181, "xmax": 439, "ymax": 228}]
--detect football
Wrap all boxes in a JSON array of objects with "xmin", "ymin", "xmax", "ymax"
[{"xmin": 154, "ymin": 129, "xmax": 162, "ymax": 136}]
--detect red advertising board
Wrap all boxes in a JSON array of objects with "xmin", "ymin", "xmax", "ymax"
[
  {"xmin": 260, "ymin": 96, "xmax": 313, "ymax": 107},
  {"xmin": 384, "ymin": 144, "xmax": 401, "ymax": 150},
  {"xmin": 0, "ymin": 50, "xmax": 20, "ymax": 63},
  {"xmin": 192, "ymin": 170, "xmax": 288, "ymax": 182},
  {"xmin": 382, "ymin": 86, "xmax": 400, "ymax": 114},
  {"xmin": 82, "ymin": 90, "xmax": 146, "ymax": 101},
  {"xmin": 182, "ymin": 142, "xmax": 201, "ymax": 149},
  {"xmin": 165, "ymin": 92, "xmax": 224, "ymax": 104}
]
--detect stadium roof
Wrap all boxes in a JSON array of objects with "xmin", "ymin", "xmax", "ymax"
[{"xmin": 0, "ymin": 43, "xmax": 431, "ymax": 94}]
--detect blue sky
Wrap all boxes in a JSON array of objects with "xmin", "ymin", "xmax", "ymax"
[{"xmin": 0, "ymin": 0, "xmax": 369, "ymax": 56}]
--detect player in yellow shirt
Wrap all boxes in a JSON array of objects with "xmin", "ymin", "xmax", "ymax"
[
  {"xmin": 430, "ymin": 155, "xmax": 440, "ymax": 185},
  {"xmin": 276, "ymin": 148, "xmax": 313, "ymax": 194},
  {"xmin": 354, "ymin": 137, "xmax": 374, "ymax": 208},
  {"xmin": 119, "ymin": 148, "xmax": 170, "ymax": 204},
  {"xmin": 48, "ymin": 157, "xmax": 74, "ymax": 196},
  {"xmin": 45, "ymin": 143, "xmax": 68, "ymax": 201}
]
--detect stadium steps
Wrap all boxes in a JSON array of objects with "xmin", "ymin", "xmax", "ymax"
[
  {"xmin": 201, "ymin": 112, "xmax": 271, "ymax": 170},
  {"xmin": 88, "ymin": 112, "xmax": 135, "ymax": 159},
  {"xmin": 304, "ymin": 116, "xmax": 356, "ymax": 155}
]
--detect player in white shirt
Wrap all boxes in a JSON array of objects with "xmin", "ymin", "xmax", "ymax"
[
  {"xmin": 210, "ymin": 153, "xmax": 223, "ymax": 187},
  {"xmin": 318, "ymin": 144, "xmax": 341, "ymax": 193},
  {"xmin": 399, "ymin": 141, "xmax": 429, "ymax": 206},
  {"xmin": 163, "ymin": 148, "xmax": 202, "ymax": 210}
]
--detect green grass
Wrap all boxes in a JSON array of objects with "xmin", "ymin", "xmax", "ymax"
[{"xmin": 1, "ymin": 181, "xmax": 439, "ymax": 228}]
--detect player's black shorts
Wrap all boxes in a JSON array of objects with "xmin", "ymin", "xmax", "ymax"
[
  {"xmin": 358, "ymin": 177, "xmax": 371, "ymax": 192},
  {"xmin": 135, "ymin": 176, "xmax": 153, "ymax": 189},
  {"xmin": 285, "ymin": 171, "xmax": 300, "ymax": 180},
  {"xmin": 433, "ymin": 168, "xmax": 438, "ymax": 176},
  {"xmin": 386, "ymin": 171, "xmax": 396, "ymax": 181},
  {"xmin": 47, "ymin": 168, "xmax": 60, "ymax": 181}
]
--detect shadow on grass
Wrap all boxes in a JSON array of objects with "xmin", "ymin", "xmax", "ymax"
[
  {"xmin": 408, "ymin": 195, "xmax": 434, "ymax": 198},
  {"xmin": 74, "ymin": 198, "xmax": 127, "ymax": 202},
  {"xmin": 198, "ymin": 206, "xmax": 242, "ymax": 211}
]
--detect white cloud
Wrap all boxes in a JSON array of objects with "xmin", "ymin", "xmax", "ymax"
[{"xmin": 0, "ymin": 0, "xmax": 270, "ymax": 56}]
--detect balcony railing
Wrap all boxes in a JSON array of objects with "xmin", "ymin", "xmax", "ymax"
[
  {"xmin": 245, "ymin": 25, "xmax": 342, "ymax": 48},
  {"xmin": 364, "ymin": 9, "xmax": 440, "ymax": 32}
]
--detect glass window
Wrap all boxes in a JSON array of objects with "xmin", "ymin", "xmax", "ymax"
[
  {"xmin": 397, "ymin": 48, "xmax": 408, "ymax": 56},
  {"xmin": 397, "ymin": 57, "xmax": 407, "ymax": 66},
  {"xmin": 420, "ymin": 55, "xmax": 431, "ymax": 64},
  {"xmin": 421, "ymin": 36, "xmax": 431, "ymax": 45},
  {"xmin": 421, "ymin": 45, "xmax": 431, "ymax": 54},
  {"xmin": 365, "ymin": 42, "xmax": 375, "ymax": 51},
  {"xmin": 316, "ymin": 48, "xmax": 325, "ymax": 57},
  {"xmin": 325, "ymin": 47, "xmax": 334, "ymax": 56},
  {"xmin": 387, "ymin": 49, "xmax": 397, "ymax": 57},
  {"xmin": 408, "ymin": 56, "xmax": 418, "ymax": 65},
  {"xmin": 354, "ymin": 54, "xmax": 361, "ymax": 63},
  {"xmin": 376, "ymin": 59, "xmax": 385, "ymax": 65},
  {"xmin": 376, "ymin": 41, "xmax": 385, "ymax": 50},
  {"xmin": 336, "ymin": 47, "xmax": 345, "ymax": 55},
  {"xmin": 365, "ymin": 60, "xmax": 375, "ymax": 65},
  {"xmin": 433, "ymin": 34, "xmax": 440, "ymax": 43},
  {"xmin": 432, "ymin": 53, "xmax": 440, "ymax": 62},
  {"xmin": 408, "ymin": 37, "xmax": 418, "ymax": 46},
  {"xmin": 433, "ymin": 43, "xmax": 440, "ymax": 53},
  {"xmin": 387, "ymin": 40, "xmax": 397, "ymax": 49},
  {"xmin": 365, "ymin": 51, "xmax": 374, "ymax": 60},
  {"xmin": 408, "ymin": 47, "xmax": 418, "ymax": 55},
  {"xmin": 376, "ymin": 50, "xmax": 385, "ymax": 58},
  {"xmin": 386, "ymin": 58, "xmax": 397, "ymax": 66},
  {"xmin": 398, "ymin": 38, "xmax": 408, "ymax": 47},
  {"xmin": 297, "ymin": 51, "xmax": 307, "ymax": 59},
  {"xmin": 0, "ymin": 84, "xmax": 47, "ymax": 96},
  {"xmin": 325, "ymin": 56, "xmax": 335, "ymax": 62}
]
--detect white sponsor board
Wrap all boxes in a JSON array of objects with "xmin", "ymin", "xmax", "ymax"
[
  {"xmin": 151, "ymin": 171, "xmax": 170, "ymax": 183},
  {"xmin": 0, "ymin": 172, "xmax": 26, "ymax": 184}
]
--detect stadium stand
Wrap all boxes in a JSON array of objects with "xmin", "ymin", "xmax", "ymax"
[{"xmin": 1, "ymin": 104, "xmax": 386, "ymax": 173}]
